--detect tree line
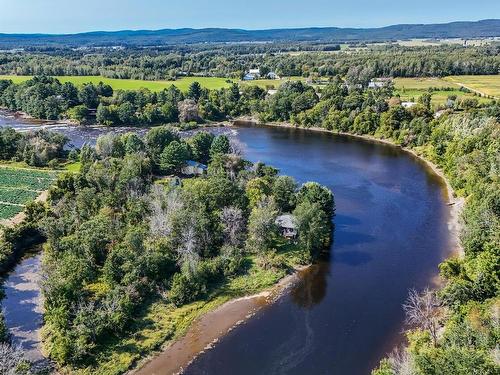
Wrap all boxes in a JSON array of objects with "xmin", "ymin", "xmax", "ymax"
[{"xmin": 0, "ymin": 44, "xmax": 499, "ymax": 80}]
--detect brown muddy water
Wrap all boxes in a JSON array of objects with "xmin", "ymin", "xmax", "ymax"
[{"xmin": 0, "ymin": 116, "xmax": 456, "ymax": 374}]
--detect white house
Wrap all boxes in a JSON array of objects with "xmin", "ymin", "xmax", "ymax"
[
  {"xmin": 275, "ymin": 214, "xmax": 298, "ymax": 239},
  {"xmin": 243, "ymin": 68, "xmax": 261, "ymax": 81},
  {"xmin": 181, "ymin": 161, "xmax": 208, "ymax": 176},
  {"xmin": 402, "ymin": 101, "xmax": 417, "ymax": 108},
  {"xmin": 368, "ymin": 78, "xmax": 393, "ymax": 89}
]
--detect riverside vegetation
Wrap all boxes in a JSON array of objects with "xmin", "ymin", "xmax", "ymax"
[{"xmin": 0, "ymin": 127, "xmax": 334, "ymax": 374}]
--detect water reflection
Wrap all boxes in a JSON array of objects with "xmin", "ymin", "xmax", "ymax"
[
  {"xmin": 2, "ymin": 252, "xmax": 44, "ymax": 362},
  {"xmin": 290, "ymin": 261, "xmax": 330, "ymax": 309}
]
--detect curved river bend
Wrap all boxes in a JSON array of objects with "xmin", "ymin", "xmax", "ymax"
[
  {"xmin": 184, "ymin": 123, "xmax": 454, "ymax": 375},
  {"xmin": 0, "ymin": 117, "xmax": 455, "ymax": 374}
]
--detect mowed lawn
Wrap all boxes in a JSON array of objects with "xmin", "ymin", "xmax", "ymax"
[
  {"xmin": 0, "ymin": 166, "xmax": 57, "ymax": 220},
  {"xmin": 0, "ymin": 75, "xmax": 234, "ymax": 92}
]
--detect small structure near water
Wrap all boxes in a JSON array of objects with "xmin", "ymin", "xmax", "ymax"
[
  {"xmin": 182, "ymin": 160, "xmax": 208, "ymax": 176},
  {"xmin": 275, "ymin": 214, "xmax": 298, "ymax": 239}
]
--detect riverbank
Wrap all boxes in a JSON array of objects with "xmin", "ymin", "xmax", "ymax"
[
  {"xmin": 234, "ymin": 118, "xmax": 465, "ymax": 257},
  {"xmin": 133, "ymin": 265, "xmax": 307, "ymax": 375},
  {"xmin": 61, "ymin": 251, "xmax": 312, "ymax": 375}
]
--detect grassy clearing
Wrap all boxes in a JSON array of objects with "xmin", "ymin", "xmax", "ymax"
[
  {"xmin": 0, "ymin": 74, "xmax": 306, "ymax": 92},
  {"xmin": 70, "ymin": 244, "xmax": 305, "ymax": 375},
  {"xmin": 0, "ymin": 75, "xmax": 234, "ymax": 92},
  {"xmin": 394, "ymin": 77, "xmax": 494, "ymax": 106},
  {"xmin": 0, "ymin": 166, "xmax": 57, "ymax": 219},
  {"xmin": 240, "ymin": 77, "xmax": 305, "ymax": 89},
  {"xmin": 394, "ymin": 77, "xmax": 454, "ymax": 90},
  {"xmin": 443, "ymin": 75, "xmax": 500, "ymax": 98}
]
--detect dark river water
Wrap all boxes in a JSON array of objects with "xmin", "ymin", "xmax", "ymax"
[
  {"xmin": 0, "ymin": 116, "xmax": 454, "ymax": 374},
  {"xmin": 184, "ymin": 123, "xmax": 453, "ymax": 375}
]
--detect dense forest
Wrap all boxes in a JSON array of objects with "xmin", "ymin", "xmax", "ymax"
[{"xmin": 1, "ymin": 44, "xmax": 499, "ymax": 80}]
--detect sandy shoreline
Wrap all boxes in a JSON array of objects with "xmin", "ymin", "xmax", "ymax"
[
  {"xmin": 132, "ymin": 266, "xmax": 307, "ymax": 375},
  {"xmin": 132, "ymin": 118, "xmax": 465, "ymax": 374}
]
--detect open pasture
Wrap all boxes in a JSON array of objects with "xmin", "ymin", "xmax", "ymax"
[
  {"xmin": 394, "ymin": 76, "xmax": 495, "ymax": 106},
  {"xmin": 443, "ymin": 75, "xmax": 500, "ymax": 98},
  {"xmin": 0, "ymin": 75, "xmax": 234, "ymax": 92}
]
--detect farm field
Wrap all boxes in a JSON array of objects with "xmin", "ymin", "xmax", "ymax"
[
  {"xmin": 394, "ymin": 76, "xmax": 495, "ymax": 105},
  {"xmin": 0, "ymin": 166, "xmax": 56, "ymax": 220},
  {"xmin": 0, "ymin": 75, "xmax": 234, "ymax": 92},
  {"xmin": 0, "ymin": 74, "xmax": 302, "ymax": 92},
  {"xmin": 443, "ymin": 75, "xmax": 500, "ymax": 98}
]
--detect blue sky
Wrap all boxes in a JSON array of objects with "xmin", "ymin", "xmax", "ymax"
[{"xmin": 0, "ymin": 0, "xmax": 499, "ymax": 34}]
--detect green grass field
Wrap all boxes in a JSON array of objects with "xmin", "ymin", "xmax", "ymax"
[
  {"xmin": 443, "ymin": 75, "xmax": 500, "ymax": 98},
  {"xmin": 394, "ymin": 77, "xmax": 454, "ymax": 90},
  {"xmin": 0, "ymin": 75, "xmax": 234, "ymax": 92},
  {"xmin": 240, "ymin": 77, "xmax": 305, "ymax": 89},
  {"xmin": 0, "ymin": 166, "xmax": 57, "ymax": 220},
  {"xmin": 0, "ymin": 74, "xmax": 305, "ymax": 92},
  {"xmin": 394, "ymin": 76, "xmax": 496, "ymax": 106}
]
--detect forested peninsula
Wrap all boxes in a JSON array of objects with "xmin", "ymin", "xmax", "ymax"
[{"xmin": 0, "ymin": 126, "xmax": 334, "ymax": 374}]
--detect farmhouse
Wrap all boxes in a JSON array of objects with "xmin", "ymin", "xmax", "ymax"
[
  {"xmin": 275, "ymin": 214, "xmax": 298, "ymax": 239},
  {"xmin": 181, "ymin": 160, "xmax": 208, "ymax": 176},
  {"xmin": 243, "ymin": 68, "xmax": 261, "ymax": 81},
  {"xmin": 368, "ymin": 78, "xmax": 393, "ymax": 89}
]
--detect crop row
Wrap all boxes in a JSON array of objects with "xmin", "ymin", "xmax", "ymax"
[
  {"xmin": 0, "ymin": 204, "xmax": 23, "ymax": 220},
  {"xmin": 0, "ymin": 168, "xmax": 56, "ymax": 191},
  {"xmin": 0, "ymin": 187, "xmax": 39, "ymax": 205}
]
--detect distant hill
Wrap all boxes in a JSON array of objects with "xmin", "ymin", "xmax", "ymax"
[{"xmin": 1, "ymin": 19, "xmax": 499, "ymax": 48}]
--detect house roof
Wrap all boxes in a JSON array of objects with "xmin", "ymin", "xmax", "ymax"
[
  {"xmin": 186, "ymin": 160, "xmax": 208, "ymax": 170},
  {"xmin": 275, "ymin": 214, "xmax": 296, "ymax": 229}
]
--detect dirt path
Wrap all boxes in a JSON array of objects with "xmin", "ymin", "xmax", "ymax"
[{"xmin": 445, "ymin": 79, "xmax": 499, "ymax": 100}]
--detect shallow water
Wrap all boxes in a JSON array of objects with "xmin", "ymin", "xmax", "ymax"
[{"xmin": 2, "ymin": 252, "xmax": 44, "ymax": 362}]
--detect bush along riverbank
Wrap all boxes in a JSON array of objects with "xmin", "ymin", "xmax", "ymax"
[
  {"xmin": 240, "ymin": 80, "xmax": 498, "ymax": 374},
  {"xmin": 35, "ymin": 127, "xmax": 334, "ymax": 374}
]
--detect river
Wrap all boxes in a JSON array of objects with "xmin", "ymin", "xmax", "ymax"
[
  {"xmin": 0, "ymin": 117, "xmax": 455, "ymax": 374},
  {"xmin": 184, "ymin": 123, "xmax": 454, "ymax": 375}
]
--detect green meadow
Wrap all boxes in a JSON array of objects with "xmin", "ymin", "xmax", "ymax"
[
  {"xmin": 0, "ymin": 75, "xmax": 234, "ymax": 92},
  {"xmin": 394, "ymin": 76, "xmax": 495, "ymax": 105}
]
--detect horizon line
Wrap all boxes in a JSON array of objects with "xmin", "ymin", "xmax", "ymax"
[{"xmin": 1, "ymin": 18, "xmax": 498, "ymax": 37}]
